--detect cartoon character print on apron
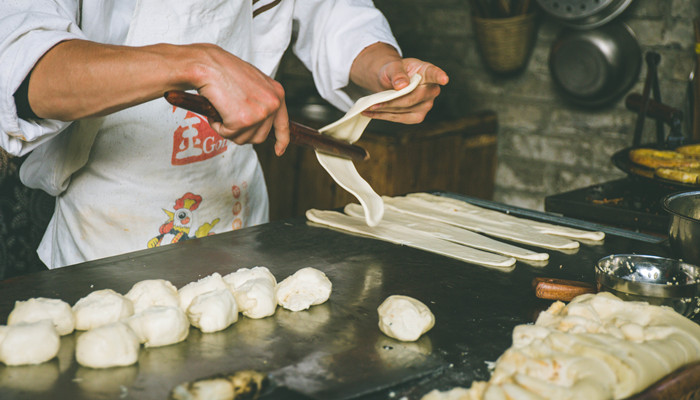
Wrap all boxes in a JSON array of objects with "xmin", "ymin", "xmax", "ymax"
[{"xmin": 42, "ymin": 0, "xmax": 271, "ymax": 267}]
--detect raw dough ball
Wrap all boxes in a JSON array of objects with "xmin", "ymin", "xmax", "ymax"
[
  {"xmin": 377, "ymin": 295, "xmax": 435, "ymax": 342},
  {"xmin": 0, "ymin": 321, "xmax": 60, "ymax": 366},
  {"xmin": 224, "ymin": 267, "xmax": 277, "ymax": 319},
  {"xmin": 232, "ymin": 278, "xmax": 277, "ymax": 319},
  {"xmin": 178, "ymin": 273, "xmax": 228, "ymax": 311},
  {"xmin": 8, "ymin": 297, "xmax": 75, "ymax": 335},
  {"xmin": 275, "ymin": 267, "xmax": 332, "ymax": 312},
  {"xmin": 187, "ymin": 289, "xmax": 238, "ymax": 333},
  {"xmin": 73, "ymin": 289, "xmax": 134, "ymax": 331},
  {"xmin": 127, "ymin": 306, "xmax": 189, "ymax": 347},
  {"xmin": 223, "ymin": 266, "xmax": 277, "ymax": 288},
  {"xmin": 126, "ymin": 279, "xmax": 180, "ymax": 314},
  {"xmin": 75, "ymin": 322, "xmax": 140, "ymax": 368}
]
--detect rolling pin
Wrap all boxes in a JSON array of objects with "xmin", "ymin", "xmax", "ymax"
[
  {"xmin": 532, "ymin": 277, "xmax": 596, "ymax": 302},
  {"xmin": 164, "ymin": 91, "xmax": 370, "ymax": 162}
]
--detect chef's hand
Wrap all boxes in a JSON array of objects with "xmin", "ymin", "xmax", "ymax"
[
  {"xmin": 350, "ymin": 43, "xmax": 449, "ymax": 124},
  {"xmin": 192, "ymin": 44, "xmax": 290, "ymax": 156},
  {"xmin": 27, "ymin": 40, "xmax": 291, "ymax": 156}
]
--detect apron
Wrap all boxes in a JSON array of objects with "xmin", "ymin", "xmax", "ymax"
[{"xmin": 38, "ymin": 0, "xmax": 270, "ymax": 268}]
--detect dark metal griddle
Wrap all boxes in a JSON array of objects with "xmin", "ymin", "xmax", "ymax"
[{"xmin": 0, "ymin": 193, "xmax": 672, "ymax": 400}]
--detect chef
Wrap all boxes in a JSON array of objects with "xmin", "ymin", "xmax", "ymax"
[{"xmin": 0, "ymin": 0, "xmax": 449, "ymax": 269}]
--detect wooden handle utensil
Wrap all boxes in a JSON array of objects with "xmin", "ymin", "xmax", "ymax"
[
  {"xmin": 532, "ymin": 277, "xmax": 597, "ymax": 302},
  {"xmin": 163, "ymin": 91, "xmax": 370, "ymax": 162}
]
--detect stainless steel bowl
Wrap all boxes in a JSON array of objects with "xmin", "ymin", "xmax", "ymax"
[
  {"xmin": 596, "ymin": 254, "xmax": 700, "ymax": 317},
  {"xmin": 663, "ymin": 191, "xmax": 700, "ymax": 266}
]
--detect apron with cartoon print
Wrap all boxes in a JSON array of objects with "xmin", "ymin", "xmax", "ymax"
[{"xmin": 38, "ymin": 0, "xmax": 279, "ymax": 268}]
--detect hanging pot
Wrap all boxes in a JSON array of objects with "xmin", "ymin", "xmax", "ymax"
[
  {"xmin": 549, "ymin": 22, "xmax": 641, "ymax": 108},
  {"xmin": 535, "ymin": 0, "xmax": 635, "ymax": 29}
]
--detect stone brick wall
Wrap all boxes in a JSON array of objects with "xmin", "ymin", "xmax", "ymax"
[{"xmin": 277, "ymin": 0, "xmax": 700, "ymax": 210}]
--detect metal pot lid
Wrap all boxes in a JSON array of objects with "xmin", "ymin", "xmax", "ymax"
[{"xmin": 536, "ymin": 0, "xmax": 635, "ymax": 29}]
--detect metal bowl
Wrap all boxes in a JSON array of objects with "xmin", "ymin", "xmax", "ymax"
[
  {"xmin": 549, "ymin": 22, "xmax": 641, "ymax": 108},
  {"xmin": 536, "ymin": 0, "xmax": 635, "ymax": 29},
  {"xmin": 596, "ymin": 254, "xmax": 700, "ymax": 317},
  {"xmin": 663, "ymin": 191, "xmax": 700, "ymax": 266}
]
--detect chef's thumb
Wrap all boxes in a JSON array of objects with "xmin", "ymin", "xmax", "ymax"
[{"xmin": 385, "ymin": 64, "xmax": 411, "ymax": 91}]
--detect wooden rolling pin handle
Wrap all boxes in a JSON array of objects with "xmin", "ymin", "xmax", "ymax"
[
  {"xmin": 288, "ymin": 121, "xmax": 369, "ymax": 161},
  {"xmin": 164, "ymin": 90, "xmax": 222, "ymax": 122},
  {"xmin": 532, "ymin": 277, "xmax": 596, "ymax": 302},
  {"xmin": 163, "ymin": 91, "xmax": 370, "ymax": 162},
  {"xmin": 625, "ymin": 361, "xmax": 700, "ymax": 400},
  {"xmin": 625, "ymin": 93, "xmax": 682, "ymax": 126}
]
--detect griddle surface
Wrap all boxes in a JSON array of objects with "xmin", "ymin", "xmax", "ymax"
[{"xmin": 0, "ymin": 194, "xmax": 672, "ymax": 399}]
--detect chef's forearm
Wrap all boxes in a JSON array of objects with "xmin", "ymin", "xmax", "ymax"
[
  {"xmin": 26, "ymin": 39, "xmax": 204, "ymax": 121},
  {"xmin": 349, "ymin": 42, "xmax": 403, "ymax": 93}
]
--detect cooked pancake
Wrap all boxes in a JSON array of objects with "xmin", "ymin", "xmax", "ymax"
[
  {"xmin": 655, "ymin": 166, "xmax": 700, "ymax": 184},
  {"xmin": 676, "ymin": 143, "xmax": 700, "ymax": 158},
  {"xmin": 628, "ymin": 148, "xmax": 700, "ymax": 169}
]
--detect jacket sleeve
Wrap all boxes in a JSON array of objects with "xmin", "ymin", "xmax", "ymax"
[
  {"xmin": 292, "ymin": 0, "xmax": 401, "ymax": 111},
  {"xmin": 0, "ymin": 0, "xmax": 86, "ymax": 156}
]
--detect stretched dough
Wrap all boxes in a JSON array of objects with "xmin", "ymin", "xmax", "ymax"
[
  {"xmin": 344, "ymin": 203, "xmax": 548, "ymax": 262},
  {"xmin": 306, "ymin": 209, "xmax": 516, "ymax": 271},
  {"xmin": 384, "ymin": 195, "xmax": 580, "ymax": 251},
  {"xmin": 377, "ymin": 295, "xmax": 435, "ymax": 342},
  {"xmin": 8, "ymin": 297, "xmax": 75, "ymax": 335},
  {"xmin": 316, "ymin": 74, "xmax": 423, "ymax": 227},
  {"xmin": 408, "ymin": 192, "xmax": 605, "ymax": 242}
]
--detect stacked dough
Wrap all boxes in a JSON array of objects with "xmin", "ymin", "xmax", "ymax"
[
  {"xmin": 422, "ymin": 292, "xmax": 700, "ymax": 400},
  {"xmin": 307, "ymin": 193, "xmax": 606, "ymax": 271},
  {"xmin": 0, "ymin": 266, "xmax": 333, "ymax": 369}
]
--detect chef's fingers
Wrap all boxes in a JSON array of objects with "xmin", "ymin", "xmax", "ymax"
[
  {"xmin": 273, "ymin": 98, "xmax": 290, "ymax": 156},
  {"xmin": 370, "ymin": 83, "xmax": 441, "ymax": 110},
  {"xmin": 400, "ymin": 58, "xmax": 450, "ymax": 86},
  {"xmin": 361, "ymin": 99, "xmax": 435, "ymax": 124},
  {"xmin": 250, "ymin": 116, "xmax": 275, "ymax": 145},
  {"xmin": 417, "ymin": 64, "xmax": 449, "ymax": 86}
]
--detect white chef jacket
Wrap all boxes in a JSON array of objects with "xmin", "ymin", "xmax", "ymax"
[{"xmin": 0, "ymin": 0, "xmax": 400, "ymax": 268}]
